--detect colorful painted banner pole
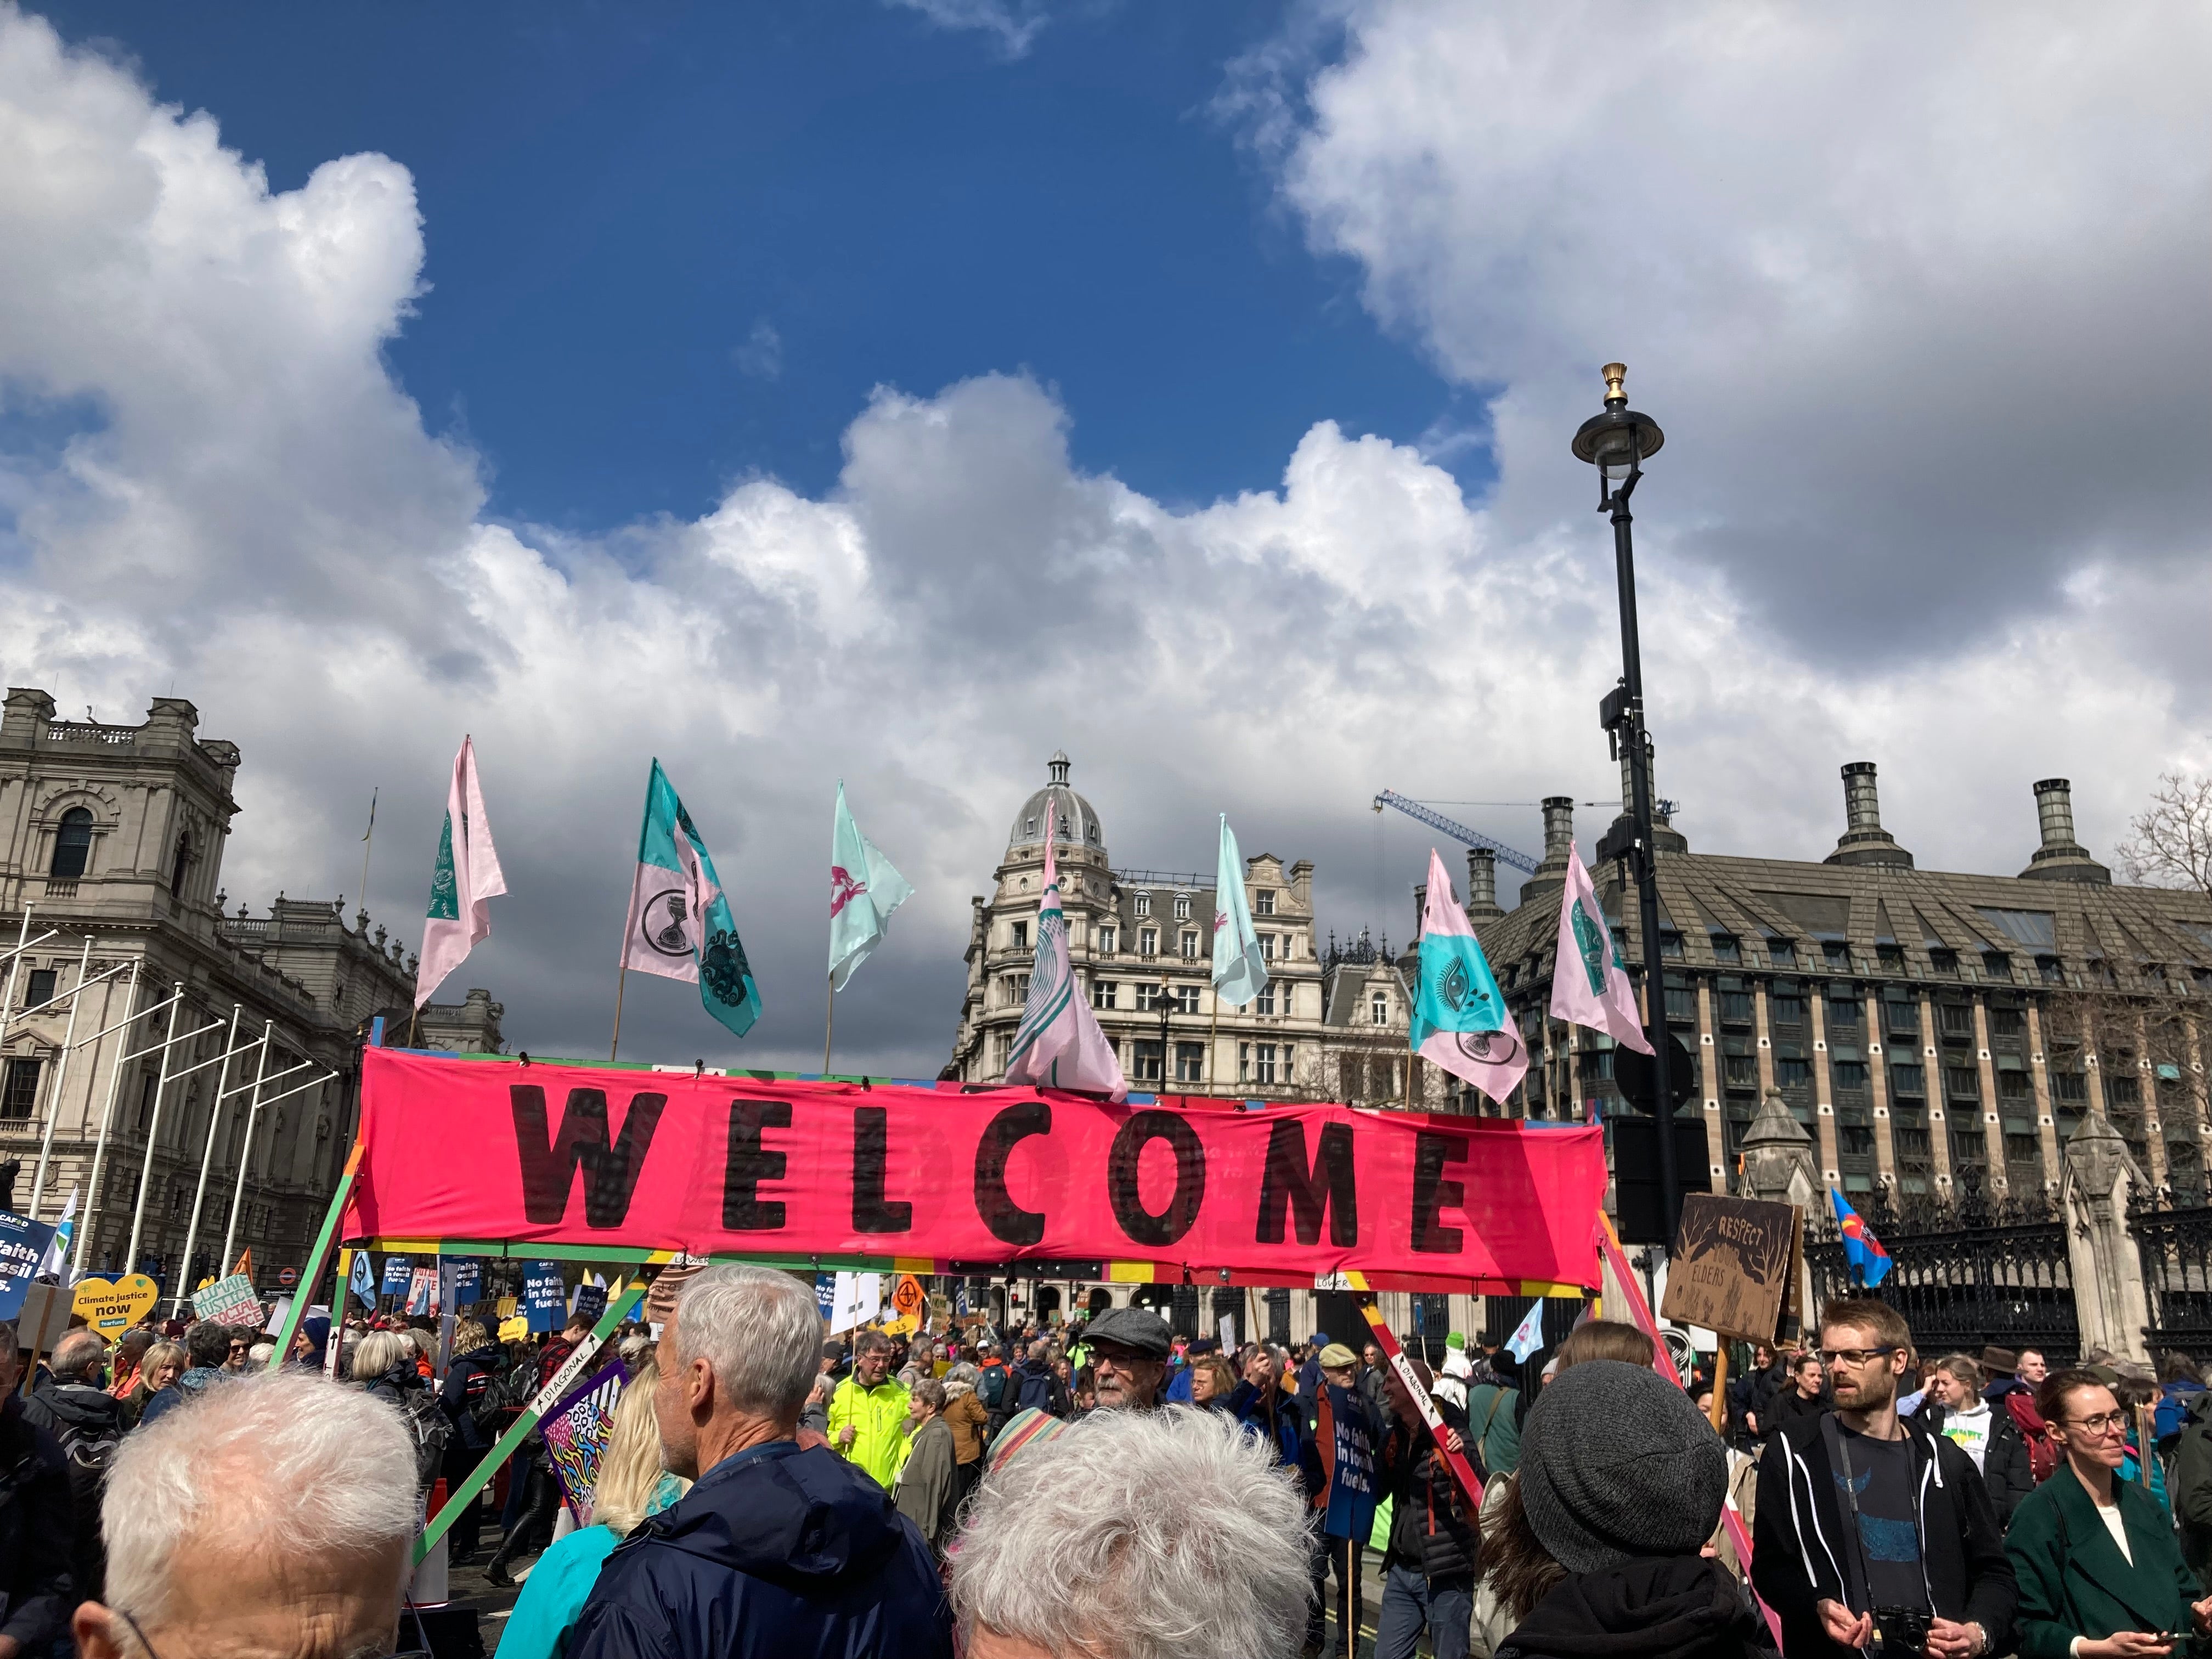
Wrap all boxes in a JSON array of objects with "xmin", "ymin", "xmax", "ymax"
[
  {"xmin": 264, "ymin": 1136, "xmax": 365, "ymax": 1372},
  {"xmin": 411, "ymin": 1279, "xmax": 644, "ymax": 1564},
  {"xmin": 1595, "ymin": 1212, "xmax": 1780, "ymax": 1646},
  {"xmin": 1356, "ymin": 1297, "xmax": 1483, "ymax": 1508}
]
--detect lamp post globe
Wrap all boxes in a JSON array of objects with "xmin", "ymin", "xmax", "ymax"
[{"xmin": 1571, "ymin": 362, "xmax": 1683, "ymax": 1242}]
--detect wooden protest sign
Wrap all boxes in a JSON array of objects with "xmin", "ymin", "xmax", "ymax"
[
  {"xmin": 17, "ymin": 1282, "xmax": 72, "ymax": 1351},
  {"xmin": 74, "ymin": 1273, "xmax": 161, "ymax": 1336},
  {"xmin": 1660, "ymin": 1192, "xmax": 1798, "ymax": 1342}
]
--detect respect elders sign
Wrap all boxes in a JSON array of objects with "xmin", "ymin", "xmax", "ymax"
[{"xmin": 341, "ymin": 1050, "xmax": 1607, "ymax": 1290}]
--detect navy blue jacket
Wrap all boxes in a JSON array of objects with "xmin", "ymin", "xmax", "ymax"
[
  {"xmin": 1228, "ymin": 1380, "xmax": 1321, "ymax": 1501},
  {"xmin": 568, "ymin": 1440, "xmax": 952, "ymax": 1659}
]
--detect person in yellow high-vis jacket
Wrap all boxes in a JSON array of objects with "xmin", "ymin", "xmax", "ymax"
[{"xmin": 830, "ymin": 1332, "xmax": 913, "ymax": 1489}]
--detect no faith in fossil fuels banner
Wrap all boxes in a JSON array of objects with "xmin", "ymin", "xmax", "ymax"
[{"xmin": 341, "ymin": 1048, "xmax": 1608, "ymax": 1293}]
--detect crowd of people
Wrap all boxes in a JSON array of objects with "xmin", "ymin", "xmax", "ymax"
[{"xmin": 16, "ymin": 1282, "xmax": 2212, "ymax": 1659}]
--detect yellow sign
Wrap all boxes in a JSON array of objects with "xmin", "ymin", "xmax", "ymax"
[
  {"xmin": 498, "ymin": 1295, "xmax": 518, "ymax": 1317},
  {"xmin": 498, "ymin": 1316, "xmax": 529, "ymax": 1343},
  {"xmin": 73, "ymin": 1273, "xmax": 161, "ymax": 1336},
  {"xmin": 882, "ymin": 1313, "xmax": 918, "ymax": 1338}
]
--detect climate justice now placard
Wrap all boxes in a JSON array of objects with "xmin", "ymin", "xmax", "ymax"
[{"xmin": 341, "ymin": 1049, "xmax": 1609, "ymax": 1291}]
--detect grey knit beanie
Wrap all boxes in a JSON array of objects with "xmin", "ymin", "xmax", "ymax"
[{"xmin": 1517, "ymin": 1358, "xmax": 1727, "ymax": 1573}]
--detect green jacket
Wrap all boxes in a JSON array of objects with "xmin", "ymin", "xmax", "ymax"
[
  {"xmin": 828, "ymin": 1374, "xmax": 912, "ymax": 1489},
  {"xmin": 2007, "ymin": 1468, "xmax": 2203, "ymax": 1659}
]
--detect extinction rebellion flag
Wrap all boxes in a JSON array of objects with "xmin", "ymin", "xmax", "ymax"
[
  {"xmin": 1409, "ymin": 847, "xmax": 1528, "ymax": 1107},
  {"xmin": 620, "ymin": 760, "xmax": 762, "ymax": 1039},
  {"xmin": 416, "ymin": 736, "xmax": 506, "ymax": 1009}
]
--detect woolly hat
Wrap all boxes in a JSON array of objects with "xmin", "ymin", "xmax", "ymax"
[{"xmin": 1517, "ymin": 1359, "xmax": 1726, "ymax": 1573}]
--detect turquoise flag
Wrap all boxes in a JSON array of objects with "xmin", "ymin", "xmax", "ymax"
[
  {"xmin": 619, "ymin": 759, "xmax": 761, "ymax": 1039},
  {"xmin": 1408, "ymin": 848, "xmax": 1527, "ymax": 1104},
  {"xmin": 1211, "ymin": 814, "xmax": 1269, "ymax": 1008},
  {"xmin": 828, "ymin": 782, "xmax": 913, "ymax": 992}
]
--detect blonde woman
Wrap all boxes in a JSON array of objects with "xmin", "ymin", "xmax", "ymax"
[
  {"xmin": 123, "ymin": 1341, "xmax": 187, "ymax": 1430},
  {"xmin": 499, "ymin": 1363, "xmax": 690, "ymax": 1659}
]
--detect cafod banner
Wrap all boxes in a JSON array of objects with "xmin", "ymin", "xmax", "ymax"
[{"xmin": 341, "ymin": 1049, "xmax": 1608, "ymax": 1291}]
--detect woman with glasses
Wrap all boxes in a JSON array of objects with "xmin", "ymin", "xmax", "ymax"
[{"xmin": 2006, "ymin": 1369, "xmax": 2212, "ymax": 1659}]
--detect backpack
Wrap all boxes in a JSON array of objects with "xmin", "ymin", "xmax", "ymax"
[
  {"xmin": 2006, "ymin": 1391, "xmax": 2060, "ymax": 1483},
  {"xmin": 465, "ymin": 1358, "xmax": 529, "ymax": 1441},
  {"xmin": 977, "ymin": 1364, "xmax": 1008, "ymax": 1412},
  {"xmin": 1015, "ymin": 1366, "xmax": 1059, "ymax": 1417},
  {"xmin": 398, "ymin": 1387, "xmax": 453, "ymax": 1485}
]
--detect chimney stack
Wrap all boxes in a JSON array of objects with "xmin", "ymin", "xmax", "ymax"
[
  {"xmin": 1596, "ymin": 737, "xmax": 1689, "ymax": 865},
  {"xmin": 1413, "ymin": 882, "xmax": 1427, "ymax": 941},
  {"xmin": 2018, "ymin": 777, "xmax": 2111, "ymax": 884},
  {"xmin": 1522, "ymin": 797, "xmax": 1577, "ymax": 900},
  {"xmin": 1824, "ymin": 761, "xmax": 1914, "ymax": 868},
  {"xmin": 1465, "ymin": 846, "xmax": 1505, "ymax": 924}
]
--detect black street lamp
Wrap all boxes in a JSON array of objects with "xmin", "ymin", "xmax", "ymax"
[{"xmin": 1572, "ymin": 363, "xmax": 1681, "ymax": 1239}]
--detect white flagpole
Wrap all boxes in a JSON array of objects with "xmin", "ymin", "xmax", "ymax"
[
  {"xmin": 220, "ymin": 1022, "xmax": 275, "ymax": 1272},
  {"xmin": 173, "ymin": 1005, "xmax": 251, "ymax": 1316},
  {"xmin": 0, "ymin": 901, "xmax": 33, "ymax": 1079},
  {"xmin": 75, "ymin": 960, "xmax": 143, "ymax": 1276},
  {"xmin": 27, "ymin": 934, "xmax": 92, "ymax": 1217},
  {"xmin": 126, "ymin": 986, "xmax": 188, "ymax": 1278}
]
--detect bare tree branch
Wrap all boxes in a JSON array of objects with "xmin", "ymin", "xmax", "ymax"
[{"xmin": 2118, "ymin": 772, "xmax": 2212, "ymax": 894}]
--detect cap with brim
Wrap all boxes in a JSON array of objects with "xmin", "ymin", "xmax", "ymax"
[
  {"xmin": 1320, "ymin": 1343, "xmax": 1359, "ymax": 1369},
  {"xmin": 1084, "ymin": 1306, "xmax": 1173, "ymax": 1359}
]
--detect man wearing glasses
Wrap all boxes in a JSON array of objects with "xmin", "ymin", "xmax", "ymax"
[
  {"xmin": 1077, "ymin": 1306, "xmax": 1174, "ymax": 1411},
  {"xmin": 1753, "ymin": 1297, "xmax": 2017, "ymax": 1659}
]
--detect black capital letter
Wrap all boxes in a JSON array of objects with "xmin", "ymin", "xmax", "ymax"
[
  {"xmin": 1410, "ymin": 1131, "xmax": 1466, "ymax": 1254},
  {"xmin": 1106, "ymin": 1110, "xmax": 1207, "ymax": 1248},
  {"xmin": 975, "ymin": 1099, "xmax": 1051, "ymax": 1246},
  {"xmin": 724, "ymin": 1100, "xmax": 791, "ymax": 1230},
  {"xmin": 852, "ymin": 1105, "xmax": 913, "ymax": 1233},
  {"xmin": 511, "ymin": 1086, "xmax": 667, "ymax": 1228},
  {"xmin": 1255, "ymin": 1119, "xmax": 1358, "ymax": 1246}
]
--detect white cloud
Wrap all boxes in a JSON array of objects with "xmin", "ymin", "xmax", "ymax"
[
  {"xmin": 730, "ymin": 318, "xmax": 781, "ymax": 381},
  {"xmin": 0, "ymin": 5, "xmax": 2206, "ymax": 1082},
  {"xmin": 882, "ymin": 0, "xmax": 1050, "ymax": 61}
]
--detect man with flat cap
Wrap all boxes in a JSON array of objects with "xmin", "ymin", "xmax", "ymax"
[{"xmin": 1080, "ymin": 1306, "xmax": 1175, "ymax": 1412}]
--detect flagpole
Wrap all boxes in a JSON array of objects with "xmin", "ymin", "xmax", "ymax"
[
  {"xmin": 1207, "ymin": 993, "xmax": 1220, "ymax": 1097},
  {"xmin": 357, "ymin": 787, "xmax": 377, "ymax": 917},
  {"xmin": 172, "ymin": 1003, "xmax": 246, "ymax": 1316},
  {"xmin": 28, "ymin": 934, "xmax": 93, "ymax": 1218},
  {"xmin": 610, "ymin": 962, "xmax": 629, "ymax": 1062},
  {"xmin": 75, "ymin": 960, "xmax": 142, "ymax": 1277},
  {"xmin": 220, "ymin": 1021, "xmax": 275, "ymax": 1272},
  {"xmin": 823, "ymin": 975, "xmax": 835, "ymax": 1075}
]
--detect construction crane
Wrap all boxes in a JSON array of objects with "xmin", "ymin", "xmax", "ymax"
[{"xmin": 1370, "ymin": 790, "xmax": 1542, "ymax": 876}]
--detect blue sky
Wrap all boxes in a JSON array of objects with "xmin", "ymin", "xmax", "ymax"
[{"xmin": 44, "ymin": 1, "xmax": 1470, "ymax": 531}]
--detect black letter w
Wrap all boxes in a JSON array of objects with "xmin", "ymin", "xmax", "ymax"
[{"xmin": 511, "ymin": 1086, "xmax": 667, "ymax": 1227}]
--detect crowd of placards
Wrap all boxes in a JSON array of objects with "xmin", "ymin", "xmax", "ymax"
[{"xmin": 15, "ymin": 1264, "xmax": 2212, "ymax": 1659}]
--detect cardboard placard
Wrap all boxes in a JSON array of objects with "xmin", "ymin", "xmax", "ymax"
[
  {"xmin": 191, "ymin": 1272, "xmax": 263, "ymax": 1327},
  {"xmin": 1660, "ymin": 1193, "xmax": 1799, "ymax": 1342},
  {"xmin": 16, "ymin": 1282, "xmax": 73, "ymax": 1350}
]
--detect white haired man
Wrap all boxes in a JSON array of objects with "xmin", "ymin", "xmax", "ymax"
[
  {"xmin": 0, "ymin": 1321, "xmax": 76, "ymax": 1659},
  {"xmin": 569, "ymin": 1263, "xmax": 951, "ymax": 1659},
  {"xmin": 952, "ymin": 1403, "xmax": 1314, "ymax": 1659},
  {"xmin": 70, "ymin": 1369, "xmax": 419, "ymax": 1659}
]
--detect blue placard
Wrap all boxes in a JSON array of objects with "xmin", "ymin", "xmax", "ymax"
[
  {"xmin": 452, "ymin": 1259, "xmax": 483, "ymax": 1306},
  {"xmin": 381, "ymin": 1255, "xmax": 413, "ymax": 1297},
  {"xmin": 573, "ymin": 1283, "xmax": 607, "ymax": 1325},
  {"xmin": 522, "ymin": 1261, "xmax": 566, "ymax": 1333},
  {"xmin": 0, "ymin": 1209, "xmax": 55, "ymax": 1321},
  {"xmin": 815, "ymin": 1273, "xmax": 837, "ymax": 1322}
]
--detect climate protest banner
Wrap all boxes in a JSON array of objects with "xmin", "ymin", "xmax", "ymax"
[{"xmin": 341, "ymin": 1049, "xmax": 1607, "ymax": 1291}]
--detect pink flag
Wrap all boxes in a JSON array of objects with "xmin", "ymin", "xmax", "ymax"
[
  {"xmin": 1549, "ymin": 843, "xmax": 1654, "ymax": 1054},
  {"xmin": 1411, "ymin": 849, "xmax": 1528, "ymax": 1107},
  {"xmin": 1004, "ymin": 803, "xmax": 1127, "ymax": 1100}
]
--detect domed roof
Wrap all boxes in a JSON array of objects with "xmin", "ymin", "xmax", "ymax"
[{"xmin": 1008, "ymin": 750, "xmax": 1105, "ymax": 855}]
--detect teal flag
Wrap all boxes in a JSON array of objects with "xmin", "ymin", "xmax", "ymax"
[
  {"xmin": 1409, "ymin": 848, "xmax": 1527, "ymax": 1104},
  {"xmin": 1211, "ymin": 814, "xmax": 1269, "ymax": 1008},
  {"xmin": 619, "ymin": 759, "xmax": 762, "ymax": 1039},
  {"xmin": 828, "ymin": 782, "xmax": 913, "ymax": 992}
]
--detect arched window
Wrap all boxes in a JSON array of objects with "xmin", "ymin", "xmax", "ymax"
[
  {"xmin": 170, "ymin": 831, "xmax": 191, "ymax": 899},
  {"xmin": 50, "ymin": 808, "xmax": 92, "ymax": 879}
]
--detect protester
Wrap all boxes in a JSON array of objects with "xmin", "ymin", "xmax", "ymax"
[
  {"xmin": 1082, "ymin": 1305, "xmax": 1173, "ymax": 1411},
  {"xmin": 1752, "ymin": 1297, "xmax": 2015, "ymax": 1659},
  {"xmin": 1465, "ymin": 1351, "xmax": 1524, "ymax": 1478},
  {"xmin": 1189, "ymin": 1352, "xmax": 1238, "ymax": 1410},
  {"xmin": 1550, "ymin": 1319, "xmax": 1655, "ymax": 1372},
  {"xmin": 830, "ymin": 1329, "xmax": 913, "ymax": 1488},
  {"xmin": 2157, "ymin": 1353, "xmax": 2207, "ymax": 1455},
  {"xmin": 22, "ymin": 1328, "xmax": 124, "ymax": 1604},
  {"xmin": 500, "ymin": 1363, "xmax": 691, "ymax": 1659},
  {"xmin": 1736, "ymin": 1341, "xmax": 1785, "ymax": 1443},
  {"xmin": 950, "ymin": 1404, "xmax": 1312, "ymax": 1659},
  {"xmin": 1375, "ymin": 1355, "xmax": 1480, "ymax": 1659},
  {"xmin": 439, "ymin": 1316, "xmax": 508, "ymax": 1559},
  {"xmin": 1311, "ymin": 1340, "xmax": 1384, "ymax": 1654},
  {"xmin": 894, "ymin": 1378, "xmax": 960, "ymax": 1554},
  {"xmin": 943, "ymin": 1361, "xmax": 990, "ymax": 1502},
  {"xmin": 1011, "ymin": 1336, "xmax": 1071, "ymax": 1418},
  {"xmin": 125, "ymin": 1339, "xmax": 187, "ymax": 1427},
  {"xmin": 289, "ymin": 1311, "xmax": 332, "ymax": 1369},
  {"xmin": 1479, "ymin": 1359, "xmax": 1755, "ymax": 1659},
  {"xmin": 567, "ymin": 1263, "xmax": 951, "ymax": 1659},
  {"xmin": 106, "ymin": 1328, "xmax": 154, "ymax": 1404},
  {"xmin": 138, "ymin": 1320, "xmax": 237, "ymax": 1427},
  {"xmin": 1916, "ymin": 1353, "xmax": 2035, "ymax": 1526},
  {"xmin": 246, "ymin": 1341, "xmax": 274, "ymax": 1367},
  {"xmin": 1774, "ymin": 1349, "xmax": 1829, "ymax": 1424},
  {"xmin": 72, "ymin": 1370, "xmax": 417, "ymax": 1659},
  {"xmin": 0, "ymin": 1319, "xmax": 75, "ymax": 1657},
  {"xmin": 2006, "ymin": 1367, "xmax": 2212, "ymax": 1659},
  {"xmin": 1437, "ymin": 1331, "xmax": 1475, "ymax": 1411}
]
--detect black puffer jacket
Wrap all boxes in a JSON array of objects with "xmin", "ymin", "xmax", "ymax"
[
  {"xmin": 21, "ymin": 1381, "xmax": 123, "ymax": 1604},
  {"xmin": 1378, "ymin": 1398, "xmax": 1480, "ymax": 1583},
  {"xmin": 1497, "ymin": 1556, "xmax": 1767, "ymax": 1659},
  {"xmin": 0, "ymin": 1395, "xmax": 74, "ymax": 1653}
]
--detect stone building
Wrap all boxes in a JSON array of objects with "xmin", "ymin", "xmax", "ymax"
[
  {"xmin": 1471, "ymin": 762, "xmax": 2212, "ymax": 1205},
  {"xmin": 0, "ymin": 688, "xmax": 503, "ymax": 1288}
]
